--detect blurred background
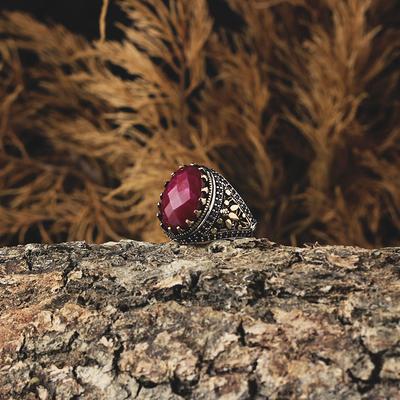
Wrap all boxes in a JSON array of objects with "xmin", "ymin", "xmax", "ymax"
[{"xmin": 0, "ymin": 0, "xmax": 399, "ymax": 247}]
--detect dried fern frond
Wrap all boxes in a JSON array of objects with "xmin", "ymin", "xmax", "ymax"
[
  {"xmin": 279, "ymin": 0, "xmax": 400, "ymax": 246},
  {"xmin": 0, "ymin": 12, "xmax": 134, "ymax": 243}
]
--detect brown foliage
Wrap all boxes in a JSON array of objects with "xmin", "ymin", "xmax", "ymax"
[{"xmin": 0, "ymin": 0, "xmax": 399, "ymax": 247}]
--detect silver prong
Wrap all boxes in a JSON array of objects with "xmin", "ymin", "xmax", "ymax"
[
  {"xmin": 200, "ymin": 198, "xmax": 206, "ymax": 205},
  {"xmin": 201, "ymin": 187, "xmax": 209, "ymax": 194},
  {"xmin": 201, "ymin": 174, "xmax": 208, "ymax": 181},
  {"xmin": 167, "ymin": 226, "xmax": 172, "ymax": 231},
  {"xmin": 194, "ymin": 209, "xmax": 201, "ymax": 217},
  {"xmin": 176, "ymin": 226, "xmax": 182, "ymax": 232},
  {"xmin": 185, "ymin": 219, "xmax": 194, "ymax": 226}
]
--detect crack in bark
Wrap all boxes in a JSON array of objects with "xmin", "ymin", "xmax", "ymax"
[
  {"xmin": 236, "ymin": 321, "xmax": 247, "ymax": 346},
  {"xmin": 189, "ymin": 271, "xmax": 201, "ymax": 291},
  {"xmin": 23, "ymin": 245, "xmax": 37, "ymax": 271},
  {"xmin": 247, "ymin": 377, "xmax": 258, "ymax": 399},
  {"xmin": 169, "ymin": 372, "xmax": 192, "ymax": 399},
  {"xmin": 65, "ymin": 331, "xmax": 79, "ymax": 353},
  {"xmin": 17, "ymin": 334, "xmax": 27, "ymax": 361},
  {"xmin": 135, "ymin": 383, "xmax": 142, "ymax": 398},
  {"xmin": 62, "ymin": 257, "xmax": 78, "ymax": 288},
  {"xmin": 246, "ymin": 272, "xmax": 267, "ymax": 306},
  {"xmin": 361, "ymin": 353, "xmax": 384, "ymax": 393},
  {"xmin": 112, "ymin": 336, "xmax": 124, "ymax": 377}
]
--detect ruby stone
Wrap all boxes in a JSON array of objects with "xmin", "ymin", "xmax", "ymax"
[{"xmin": 160, "ymin": 166, "xmax": 203, "ymax": 232}]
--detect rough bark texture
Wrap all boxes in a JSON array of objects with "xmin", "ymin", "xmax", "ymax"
[{"xmin": 0, "ymin": 238, "xmax": 399, "ymax": 399}]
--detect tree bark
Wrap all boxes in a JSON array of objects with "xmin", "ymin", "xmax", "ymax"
[{"xmin": 0, "ymin": 238, "xmax": 399, "ymax": 399}]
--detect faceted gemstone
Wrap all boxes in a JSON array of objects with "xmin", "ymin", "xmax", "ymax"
[{"xmin": 160, "ymin": 166, "xmax": 203, "ymax": 232}]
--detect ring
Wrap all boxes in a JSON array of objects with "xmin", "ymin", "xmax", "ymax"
[{"xmin": 157, "ymin": 164, "xmax": 257, "ymax": 244}]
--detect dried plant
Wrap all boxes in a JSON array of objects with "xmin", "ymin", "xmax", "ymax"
[{"xmin": 0, "ymin": 0, "xmax": 399, "ymax": 247}]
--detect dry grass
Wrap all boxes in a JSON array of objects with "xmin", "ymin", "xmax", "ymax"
[{"xmin": 0, "ymin": 0, "xmax": 399, "ymax": 246}]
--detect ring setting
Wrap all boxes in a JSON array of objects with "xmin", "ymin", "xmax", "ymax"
[{"xmin": 157, "ymin": 164, "xmax": 257, "ymax": 244}]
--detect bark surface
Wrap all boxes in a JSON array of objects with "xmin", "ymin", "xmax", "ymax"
[{"xmin": 0, "ymin": 238, "xmax": 399, "ymax": 399}]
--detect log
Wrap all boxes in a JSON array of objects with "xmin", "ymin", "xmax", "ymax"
[{"xmin": 0, "ymin": 238, "xmax": 399, "ymax": 399}]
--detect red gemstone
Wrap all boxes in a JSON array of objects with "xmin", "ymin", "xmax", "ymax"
[{"xmin": 160, "ymin": 166, "xmax": 203, "ymax": 232}]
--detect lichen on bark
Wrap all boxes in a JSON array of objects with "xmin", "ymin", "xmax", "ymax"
[{"xmin": 0, "ymin": 238, "xmax": 399, "ymax": 399}]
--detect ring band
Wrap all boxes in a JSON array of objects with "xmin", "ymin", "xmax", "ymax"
[{"xmin": 157, "ymin": 164, "xmax": 257, "ymax": 244}]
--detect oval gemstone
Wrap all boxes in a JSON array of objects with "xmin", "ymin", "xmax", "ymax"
[{"xmin": 160, "ymin": 166, "xmax": 202, "ymax": 232}]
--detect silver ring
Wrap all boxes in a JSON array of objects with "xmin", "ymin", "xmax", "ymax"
[{"xmin": 157, "ymin": 164, "xmax": 257, "ymax": 244}]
